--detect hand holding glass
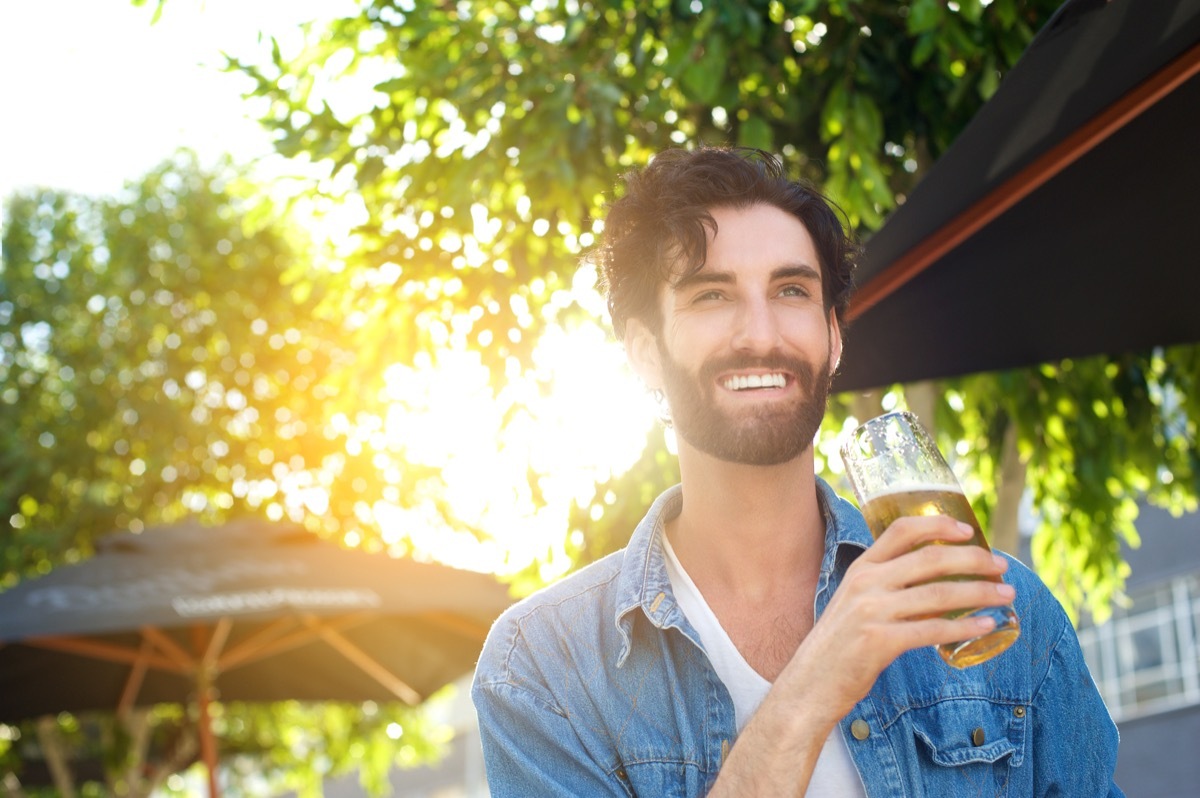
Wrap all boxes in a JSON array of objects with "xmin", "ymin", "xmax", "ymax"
[{"xmin": 839, "ymin": 411, "xmax": 1020, "ymax": 668}]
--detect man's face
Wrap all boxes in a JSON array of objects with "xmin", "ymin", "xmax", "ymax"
[{"xmin": 626, "ymin": 203, "xmax": 842, "ymax": 466}]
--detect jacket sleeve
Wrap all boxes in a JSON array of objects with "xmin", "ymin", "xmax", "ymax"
[
  {"xmin": 471, "ymin": 677, "xmax": 632, "ymax": 797},
  {"xmin": 1029, "ymin": 611, "xmax": 1126, "ymax": 797}
]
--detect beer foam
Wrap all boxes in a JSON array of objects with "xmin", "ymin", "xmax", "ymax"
[{"xmin": 863, "ymin": 480, "xmax": 965, "ymax": 499}]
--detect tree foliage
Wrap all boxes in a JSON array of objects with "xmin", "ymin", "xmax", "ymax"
[
  {"xmin": 936, "ymin": 350, "xmax": 1200, "ymax": 621},
  {"xmin": 1, "ymin": 153, "xmax": 351, "ymax": 582},
  {"xmin": 229, "ymin": 0, "xmax": 1059, "ymax": 384},
  {"xmin": 0, "ymin": 154, "xmax": 456, "ymax": 794}
]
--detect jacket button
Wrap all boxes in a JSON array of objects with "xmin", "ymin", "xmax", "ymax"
[
  {"xmin": 1013, "ymin": 706, "xmax": 1027, "ymax": 718},
  {"xmin": 971, "ymin": 727, "xmax": 986, "ymax": 746},
  {"xmin": 850, "ymin": 719, "xmax": 870, "ymax": 740}
]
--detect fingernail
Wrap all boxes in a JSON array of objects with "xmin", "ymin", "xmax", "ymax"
[
  {"xmin": 996, "ymin": 583, "xmax": 1016, "ymax": 599},
  {"xmin": 974, "ymin": 615, "xmax": 997, "ymax": 631},
  {"xmin": 993, "ymin": 554, "xmax": 1009, "ymax": 569},
  {"xmin": 956, "ymin": 522, "xmax": 974, "ymax": 536}
]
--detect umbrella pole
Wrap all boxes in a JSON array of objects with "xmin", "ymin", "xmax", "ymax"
[{"xmin": 196, "ymin": 666, "xmax": 221, "ymax": 798}]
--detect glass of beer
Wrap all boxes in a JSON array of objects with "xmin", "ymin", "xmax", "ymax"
[{"xmin": 839, "ymin": 411, "xmax": 1020, "ymax": 668}]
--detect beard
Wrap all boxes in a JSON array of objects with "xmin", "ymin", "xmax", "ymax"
[{"xmin": 658, "ymin": 345, "xmax": 833, "ymax": 466}]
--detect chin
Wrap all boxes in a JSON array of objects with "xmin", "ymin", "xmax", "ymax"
[{"xmin": 685, "ymin": 424, "xmax": 818, "ymax": 467}]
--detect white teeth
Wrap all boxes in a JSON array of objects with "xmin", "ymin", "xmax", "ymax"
[{"xmin": 724, "ymin": 373, "xmax": 786, "ymax": 391}]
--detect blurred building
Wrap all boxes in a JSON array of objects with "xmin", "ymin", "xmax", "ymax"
[{"xmin": 1074, "ymin": 502, "xmax": 1200, "ymax": 798}]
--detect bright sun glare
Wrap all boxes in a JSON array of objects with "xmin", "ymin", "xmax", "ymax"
[{"xmin": 351, "ymin": 316, "xmax": 654, "ymax": 581}]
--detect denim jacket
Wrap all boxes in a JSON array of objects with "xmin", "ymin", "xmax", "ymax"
[{"xmin": 473, "ymin": 480, "xmax": 1125, "ymax": 797}]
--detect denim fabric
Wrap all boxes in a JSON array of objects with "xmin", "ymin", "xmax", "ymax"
[{"xmin": 473, "ymin": 480, "xmax": 1125, "ymax": 797}]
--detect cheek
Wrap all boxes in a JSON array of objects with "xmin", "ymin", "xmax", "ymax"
[
  {"xmin": 783, "ymin": 315, "xmax": 834, "ymax": 348},
  {"xmin": 663, "ymin": 316, "xmax": 723, "ymax": 357}
]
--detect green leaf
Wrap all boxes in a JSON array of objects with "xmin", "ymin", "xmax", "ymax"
[
  {"xmin": 978, "ymin": 65, "xmax": 1001, "ymax": 101},
  {"xmin": 907, "ymin": 0, "xmax": 944, "ymax": 35},
  {"xmin": 737, "ymin": 115, "xmax": 773, "ymax": 150},
  {"xmin": 912, "ymin": 33, "xmax": 937, "ymax": 67},
  {"xmin": 849, "ymin": 95, "xmax": 884, "ymax": 148},
  {"xmin": 820, "ymin": 83, "xmax": 850, "ymax": 143},
  {"xmin": 681, "ymin": 34, "xmax": 728, "ymax": 106}
]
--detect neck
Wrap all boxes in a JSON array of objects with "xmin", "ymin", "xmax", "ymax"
[{"xmin": 666, "ymin": 440, "xmax": 827, "ymax": 598}]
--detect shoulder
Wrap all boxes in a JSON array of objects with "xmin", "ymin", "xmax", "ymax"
[
  {"xmin": 475, "ymin": 549, "xmax": 628, "ymax": 685},
  {"xmin": 1000, "ymin": 554, "xmax": 1071, "ymax": 634},
  {"xmin": 994, "ymin": 553, "xmax": 1087, "ymax": 693}
]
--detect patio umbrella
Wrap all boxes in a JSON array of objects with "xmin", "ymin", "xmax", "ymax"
[
  {"xmin": 833, "ymin": 0, "xmax": 1200, "ymax": 392},
  {"xmin": 0, "ymin": 518, "xmax": 514, "ymax": 795}
]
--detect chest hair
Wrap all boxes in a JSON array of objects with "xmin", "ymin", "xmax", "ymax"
[{"xmin": 714, "ymin": 587, "xmax": 815, "ymax": 683}]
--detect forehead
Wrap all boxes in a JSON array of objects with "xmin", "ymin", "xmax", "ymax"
[{"xmin": 666, "ymin": 203, "xmax": 821, "ymax": 285}]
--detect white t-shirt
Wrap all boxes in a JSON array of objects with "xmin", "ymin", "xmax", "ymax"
[{"xmin": 662, "ymin": 535, "xmax": 867, "ymax": 797}]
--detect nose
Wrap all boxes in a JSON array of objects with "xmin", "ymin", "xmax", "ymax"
[{"xmin": 730, "ymin": 298, "xmax": 783, "ymax": 354}]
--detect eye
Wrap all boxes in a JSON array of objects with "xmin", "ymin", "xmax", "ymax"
[
  {"xmin": 692, "ymin": 289, "xmax": 727, "ymax": 303},
  {"xmin": 779, "ymin": 284, "xmax": 812, "ymax": 298}
]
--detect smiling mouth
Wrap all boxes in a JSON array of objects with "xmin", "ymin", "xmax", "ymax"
[{"xmin": 722, "ymin": 372, "xmax": 788, "ymax": 391}]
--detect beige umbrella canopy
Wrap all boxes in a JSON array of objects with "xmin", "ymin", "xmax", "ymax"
[{"xmin": 0, "ymin": 518, "xmax": 514, "ymax": 795}]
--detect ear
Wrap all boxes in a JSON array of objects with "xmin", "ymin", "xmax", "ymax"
[
  {"xmin": 624, "ymin": 317, "xmax": 664, "ymax": 390},
  {"xmin": 828, "ymin": 309, "xmax": 844, "ymax": 373}
]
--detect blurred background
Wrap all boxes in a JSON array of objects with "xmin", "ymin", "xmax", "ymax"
[{"xmin": 1, "ymin": 0, "xmax": 1197, "ymax": 795}]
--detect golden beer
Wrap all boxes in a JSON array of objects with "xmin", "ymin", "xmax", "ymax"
[
  {"xmin": 860, "ymin": 484, "xmax": 990, "ymax": 551},
  {"xmin": 841, "ymin": 411, "xmax": 1021, "ymax": 669},
  {"xmin": 859, "ymin": 483, "xmax": 1020, "ymax": 667}
]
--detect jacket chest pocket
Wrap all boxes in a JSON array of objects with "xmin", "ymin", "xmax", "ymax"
[{"xmin": 906, "ymin": 698, "xmax": 1027, "ymax": 793}]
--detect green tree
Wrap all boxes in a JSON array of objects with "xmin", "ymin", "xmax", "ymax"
[
  {"xmin": 932, "ymin": 351, "xmax": 1200, "ymax": 622},
  {"xmin": 0, "ymin": 154, "xmax": 452, "ymax": 795},
  {"xmin": 2, "ymin": 154, "xmax": 342, "ymax": 582},
  {"xmin": 228, "ymin": 0, "xmax": 1057, "ymax": 383}
]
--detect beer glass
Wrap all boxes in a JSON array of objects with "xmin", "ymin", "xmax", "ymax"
[{"xmin": 839, "ymin": 411, "xmax": 1020, "ymax": 668}]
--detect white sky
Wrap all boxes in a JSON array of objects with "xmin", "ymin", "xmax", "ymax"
[{"xmin": 0, "ymin": 0, "xmax": 352, "ymax": 200}]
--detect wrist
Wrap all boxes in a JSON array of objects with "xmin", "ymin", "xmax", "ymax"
[{"xmin": 709, "ymin": 680, "xmax": 840, "ymax": 796}]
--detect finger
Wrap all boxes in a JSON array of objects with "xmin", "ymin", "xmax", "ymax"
[
  {"xmin": 894, "ymin": 578, "xmax": 1016, "ymax": 622},
  {"xmin": 897, "ymin": 544, "xmax": 1009, "ymax": 585},
  {"xmin": 860, "ymin": 514, "xmax": 974, "ymax": 562},
  {"xmin": 814, "ymin": 609, "xmax": 1002, "ymax": 671},
  {"xmin": 854, "ymin": 609, "xmax": 1003, "ymax": 657},
  {"xmin": 887, "ymin": 612, "xmax": 1001, "ymax": 653}
]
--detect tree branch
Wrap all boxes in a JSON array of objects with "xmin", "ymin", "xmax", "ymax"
[
  {"xmin": 144, "ymin": 721, "xmax": 198, "ymax": 794},
  {"xmin": 34, "ymin": 716, "xmax": 77, "ymax": 798},
  {"xmin": 904, "ymin": 381, "xmax": 939, "ymax": 436},
  {"xmin": 993, "ymin": 420, "xmax": 1027, "ymax": 556},
  {"xmin": 1, "ymin": 772, "xmax": 28, "ymax": 798}
]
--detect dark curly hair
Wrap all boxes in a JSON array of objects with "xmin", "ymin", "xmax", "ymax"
[{"xmin": 592, "ymin": 146, "xmax": 857, "ymax": 338}]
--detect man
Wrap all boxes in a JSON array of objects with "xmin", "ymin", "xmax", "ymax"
[{"xmin": 472, "ymin": 146, "xmax": 1123, "ymax": 796}]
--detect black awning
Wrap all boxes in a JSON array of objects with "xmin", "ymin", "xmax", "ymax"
[{"xmin": 834, "ymin": 0, "xmax": 1200, "ymax": 392}]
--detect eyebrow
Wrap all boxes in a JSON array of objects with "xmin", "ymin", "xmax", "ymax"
[{"xmin": 671, "ymin": 263, "xmax": 822, "ymax": 291}]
